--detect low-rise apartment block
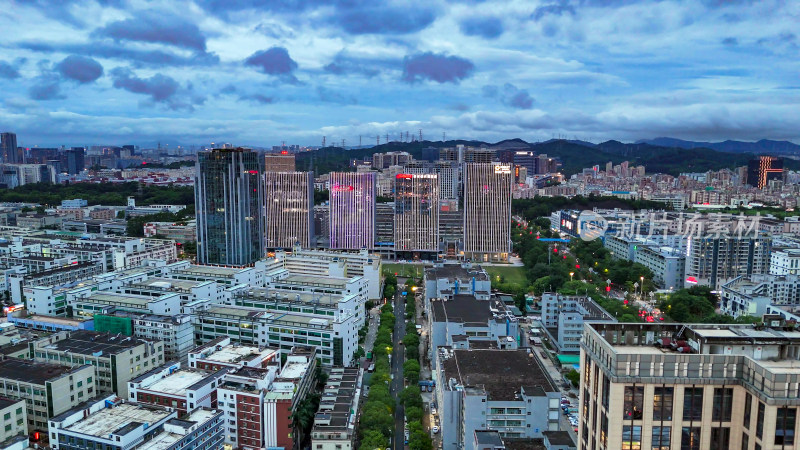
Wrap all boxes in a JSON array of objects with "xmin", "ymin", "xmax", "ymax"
[
  {"xmin": 129, "ymin": 362, "xmax": 227, "ymax": 414},
  {"xmin": 188, "ymin": 337, "xmax": 279, "ymax": 372},
  {"xmin": 0, "ymin": 359, "xmax": 95, "ymax": 431},
  {"xmin": 540, "ymin": 293, "xmax": 616, "ymax": 353},
  {"xmin": 311, "ymin": 367, "xmax": 362, "ymax": 450}
]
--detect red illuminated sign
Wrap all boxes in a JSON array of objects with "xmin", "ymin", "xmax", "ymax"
[
  {"xmin": 332, "ymin": 185, "xmax": 354, "ymax": 192},
  {"xmin": 396, "ymin": 174, "xmax": 413, "ymax": 179},
  {"xmin": 248, "ymin": 170, "xmax": 259, "ymax": 175},
  {"xmin": 686, "ymin": 276, "xmax": 699, "ymax": 284},
  {"xmin": 281, "ymin": 151, "xmax": 288, "ymax": 155}
]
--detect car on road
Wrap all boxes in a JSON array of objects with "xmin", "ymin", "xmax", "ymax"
[
  {"xmin": 431, "ymin": 408, "xmax": 437, "ymax": 416},
  {"xmin": 432, "ymin": 426, "xmax": 440, "ymax": 434}
]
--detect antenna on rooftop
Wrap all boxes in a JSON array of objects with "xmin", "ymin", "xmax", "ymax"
[{"xmin": 322, "ymin": 136, "xmax": 326, "ymax": 148}]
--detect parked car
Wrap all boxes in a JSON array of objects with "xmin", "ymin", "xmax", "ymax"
[
  {"xmin": 432, "ymin": 426, "xmax": 440, "ymax": 434},
  {"xmin": 431, "ymin": 408, "xmax": 437, "ymax": 416}
]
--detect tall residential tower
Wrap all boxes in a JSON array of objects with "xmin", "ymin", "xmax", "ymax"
[{"xmin": 195, "ymin": 148, "xmax": 265, "ymax": 266}]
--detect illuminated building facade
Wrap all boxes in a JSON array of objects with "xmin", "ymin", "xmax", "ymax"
[
  {"xmin": 747, "ymin": 156, "xmax": 784, "ymax": 189},
  {"xmin": 329, "ymin": 172, "xmax": 375, "ymax": 250},
  {"xmin": 264, "ymin": 171, "xmax": 314, "ymax": 249},
  {"xmin": 264, "ymin": 151, "xmax": 296, "ymax": 172},
  {"xmin": 463, "ymin": 163, "xmax": 512, "ymax": 262},
  {"xmin": 394, "ymin": 173, "xmax": 439, "ymax": 256}
]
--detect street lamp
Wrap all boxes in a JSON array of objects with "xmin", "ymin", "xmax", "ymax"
[{"xmin": 569, "ymin": 272, "xmax": 574, "ymax": 282}]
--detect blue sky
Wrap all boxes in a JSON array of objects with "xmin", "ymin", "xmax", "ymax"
[{"xmin": 1, "ymin": 0, "xmax": 799, "ymax": 147}]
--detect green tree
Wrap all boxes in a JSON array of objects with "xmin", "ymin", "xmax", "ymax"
[
  {"xmin": 359, "ymin": 430, "xmax": 389, "ymax": 450},
  {"xmin": 359, "ymin": 403, "xmax": 394, "ymax": 437},
  {"xmin": 565, "ymin": 369, "xmax": 580, "ymax": 387}
]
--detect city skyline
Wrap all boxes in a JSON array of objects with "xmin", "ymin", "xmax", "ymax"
[{"xmin": 1, "ymin": 0, "xmax": 799, "ymax": 147}]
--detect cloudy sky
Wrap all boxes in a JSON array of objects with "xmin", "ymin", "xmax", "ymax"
[{"xmin": 1, "ymin": 0, "xmax": 799, "ymax": 148}]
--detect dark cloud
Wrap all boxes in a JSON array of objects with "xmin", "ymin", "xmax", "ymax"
[
  {"xmin": 29, "ymin": 79, "xmax": 64, "ymax": 100},
  {"xmin": 95, "ymin": 12, "xmax": 207, "ymax": 52},
  {"xmin": 503, "ymin": 84, "xmax": 534, "ymax": 109},
  {"xmin": 482, "ymin": 83, "xmax": 534, "ymax": 109},
  {"xmin": 245, "ymin": 47, "xmax": 298, "ymax": 80},
  {"xmin": 254, "ymin": 22, "xmax": 296, "ymax": 40},
  {"xmin": 110, "ymin": 67, "xmax": 204, "ymax": 110},
  {"xmin": 17, "ymin": 41, "xmax": 219, "ymax": 67},
  {"xmin": 336, "ymin": 6, "xmax": 436, "ymax": 34},
  {"xmin": 459, "ymin": 17, "xmax": 504, "ymax": 38},
  {"xmin": 56, "ymin": 55, "xmax": 103, "ymax": 83},
  {"xmin": 111, "ymin": 68, "xmax": 178, "ymax": 101},
  {"xmin": 722, "ymin": 37, "xmax": 738, "ymax": 46},
  {"xmin": 219, "ymin": 84, "xmax": 274, "ymax": 104},
  {"xmin": 402, "ymin": 52, "xmax": 474, "ymax": 84},
  {"xmin": 0, "ymin": 61, "xmax": 20, "ymax": 79},
  {"xmin": 532, "ymin": 0, "xmax": 576, "ymax": 21}
]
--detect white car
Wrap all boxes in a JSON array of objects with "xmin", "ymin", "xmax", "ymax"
[
  {"xmin": 432, "ymin": 426, "xmax": 440, "ymax": 434},
  {"xmin": 431, "ymin": 408, "xmax": 437, "ymax": 416}
]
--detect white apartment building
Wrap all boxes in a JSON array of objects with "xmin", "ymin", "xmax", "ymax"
[
  {"xmin": 771, "ymin": 248, "xmax": 800, "ymax": 276},
  {"xmin": 720, "ymin": 274, "xmax": 800, "ymax": 318}
]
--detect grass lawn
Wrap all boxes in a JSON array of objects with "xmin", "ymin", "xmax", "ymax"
[
  {"xmin": 382, "ymin": 263, "xmax": 426, "ymax": 279},
  {"xmin": 485, "ymin": 266, "xmax": 528, "ymax": 286}
]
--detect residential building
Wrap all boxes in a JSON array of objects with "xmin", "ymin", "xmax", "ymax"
[
  {"xmin": 218, "ymin": 346, "xmax": 316, "ymax": 450},
  {"xmin": 633, "ymin": 245, "xmax": 686, "ymax": 291},
  {"xmin": 428, "ymin": 295, "xmax": 519, "ymax": 369},
  {"xmin": 0, "ymin": 397, "xmax": 27, "ymax": 450},
  {"xmin": 424, "ymin": 263, "xmax": 491, "ymax": 302},
  {"xmin": 195, "ymin": 148, "xmax": 265, "ymax": 266},
  {"xmin": 264, "ymin": 171, "xmax": 314, "ymax": 249},
  {"xmin": 579, "ymin": 321, "xmax": 800, "ymax": 450},
  {"xmin": 0, "ymin": 359, "xmax": 94, "ymax": 431},
  {"xmin": 685, "ymin": 234, "xmax": 771, "ymax": 288},
  {"xmin": 720, "ymin": 274, "xmax": 800, "ymax": 317},
  {"xmin": 435, "ymin": 349, "xmax": 560, "ymax": 450},
  {"xmin": 143, "ymin": 221, "xmax": 197, "ymax": 243},
  {"xmin": 1, "ymin": 133, "xmax": 20, "ymax": 164},
  {"xmin": 32, "ymin": 330, "xmax": 165, "ymax": 398},
  {"xmin": 49, "ymin": 399, "xmax": 224, "ymax": 450},
  {"xmin": 329, "ymin": 172, "xmax": 376, "ymax": 250},
  {"xmin": 540, "ymin": 293, "xmax": 616, "ymax": 353},
  {"xmin": 187, "ymin": 337, "xmax": 279, "ymax": 372},
  {"xmin": 771, "ymin": 248, "xmax": 800, "ymax": 275},
  {"xmin": 128, "ymin": 362, "xmax": 227, "ymax": 414},
  {"xmin": 311, "ymin": 367, "xmax": 362, "ymax": 450},
  {"xmin": 463, "ymin": 163, "xmax": 512, "ymax": 262},
  {"xmin": 394, "ymin": 173, "xmax": 439, "ymax": 256}
]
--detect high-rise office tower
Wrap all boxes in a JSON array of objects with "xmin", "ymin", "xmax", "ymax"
[
  {"xmin": 747, "ymin": 155, "xmax": 784, "ymax": 188},
  {"xmin": 463, "ymin": 163, "xmax": 512, "ymax": 262},
  {"xmin": 195, "ymin": 148, "xmax": 265, "ymax": 266},
  {"xmin": 264, "ymin": 152, "xmax": 296, "ymax": 172},
  {"xmin": 64, "ymin": 147, "xmax": 85, "ymax": 174},
  {"xmin": 394, "ymin": 173, "xmax": 439, "ymax": 255},
  {"xmin": 0, "ymin": 132, "xmax": 20, "ymax": 164},
  {"xmin": 329, "ymin": 172, "xmax": 375, "ymax": 250},
  {"xmin": 264, "ymin": 171, "xmax": 314, "ymax": 250}
]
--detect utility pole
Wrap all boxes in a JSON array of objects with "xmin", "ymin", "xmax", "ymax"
[{"xmin": 322, "ymin": 136, "xmax": 326, "ymax": 148}]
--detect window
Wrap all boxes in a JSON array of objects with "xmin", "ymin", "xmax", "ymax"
[
  {"xmin": 712, "ymin": 388, "xmax": 733, "ymax": 422},
  {"xmin": 756, "ymin": 402, "xmax": 765, "ymax": 439},
  {"xmin": 774, "ymin": 407, "xmax": 796, "ymax": 445},
  {"xmin": 743, "ymin": 393, "xmax": 752, "ymax": 429},
  {"xmin": 682, "ymin": 387, "xmax": 703, "ymax": 421},
  {"xmin": 602, "ymin": 376, "xmax": 610, "ymax": 410},
  {"xmin": 652, "ymin": 426, "xmax": 671, "ymax": 450},
  {"xmin": 601, "ymin": 413, "xmax": 608, "ymax": 447},
  {"xmin": 653, "ymin": 387, "xmax": 673, "ymax": 421},
  {"xmin": 622, "ymin": 425, "xmax": 641, "ymax": 450},
  {"xmin": 680, "ymin": 427, "xmax": 700, "ymax": 450},
  {"xmin": 710, "ymin": 427, "xmax": 730, "ymax": 450},
  {"xmin": 741, "ymin": 433, "xmax": 748, "ymax": 450},
  {"xmin": 624, "ymin": 386, "xmax": 644, "ymax": 420}
]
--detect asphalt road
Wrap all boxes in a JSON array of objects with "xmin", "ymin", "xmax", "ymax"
[{"xmin": 391, "ymin": 285, "xmax": 407, "ymax": 450}]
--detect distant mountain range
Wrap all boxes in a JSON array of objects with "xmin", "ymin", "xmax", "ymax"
[
  {"xmin": 295, "ymin": 137, "xmax": 800, "ymax": 176},
  {"xmin": 634, "ymin": 137, "xmax": 800, "ymax": 155}
]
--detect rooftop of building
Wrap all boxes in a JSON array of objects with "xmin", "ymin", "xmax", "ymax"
[
  {"xmin": 279, "ymin": 274, "xmax": 351, "ymax": 288},
  {"xmin": 236, "ymin": 287, "xmax": 344, "ymax": 306},
  {"xmin": 145, "ymin": 409, "xmax": 219, "ymax": 450},
  {"xmin": 475, "ymin": 430, "xmax": 505, "ymax": 447},
  {"xmin": 0, "ymin": 396, "xmax": 23, "ymax": 411},
  {"xmin": 39, "ymin": 330, "xmax": 151, "ymax": 356},
  {"xmin": 439, "ymin": 349, "xmax": 556, "ymax": 401},
  {"xmin": 191, "ymin": 340, "xmax": 277, "ymax": 365},
  {"xmin": 431, "ymin": 295, "xmax": 514, "ymax": 325},
  {"xmin": 135, "ymin": 369, "xmax": 218, "ymax": 395},
  {"xmin": 543, "ymin": 431, "xmax": 575, "ymax": 447},
  {"xmin": 502, "ymin": 440, "xmax": 547, "ymax": 450},
  {"xmin": 425, "ymin": 263, "xmax": 488, "ymax": 281},
  {"xmin": 62, "ymin": 402, "xmax": 173, "ymax": 438},
  {"xmin": 130, "ymin": 277, "xmax": 210, "ymax": 291},
  {"xmin": 81, "ymin": 291, "xmax": 156, "ymax": 307},
  {"xmin": 12, "ymin": 313, "xmax": 93, "ymax": 326},
  {"xmin": 179, "ymin": 265, "xmax": 245, "ymax": 277},
  {"xmin": 0, "ymin": 358, "xmax": 86, "ymax": 385}
]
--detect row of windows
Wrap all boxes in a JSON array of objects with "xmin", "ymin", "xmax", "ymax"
[{"xmin": 623, "ymin": 386, "xmax": 733, "ymax": 422}]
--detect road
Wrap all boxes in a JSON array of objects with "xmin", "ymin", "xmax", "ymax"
[{"xmin": 391, "ymin": 284, "xmax": 407, "ymax": 450}]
